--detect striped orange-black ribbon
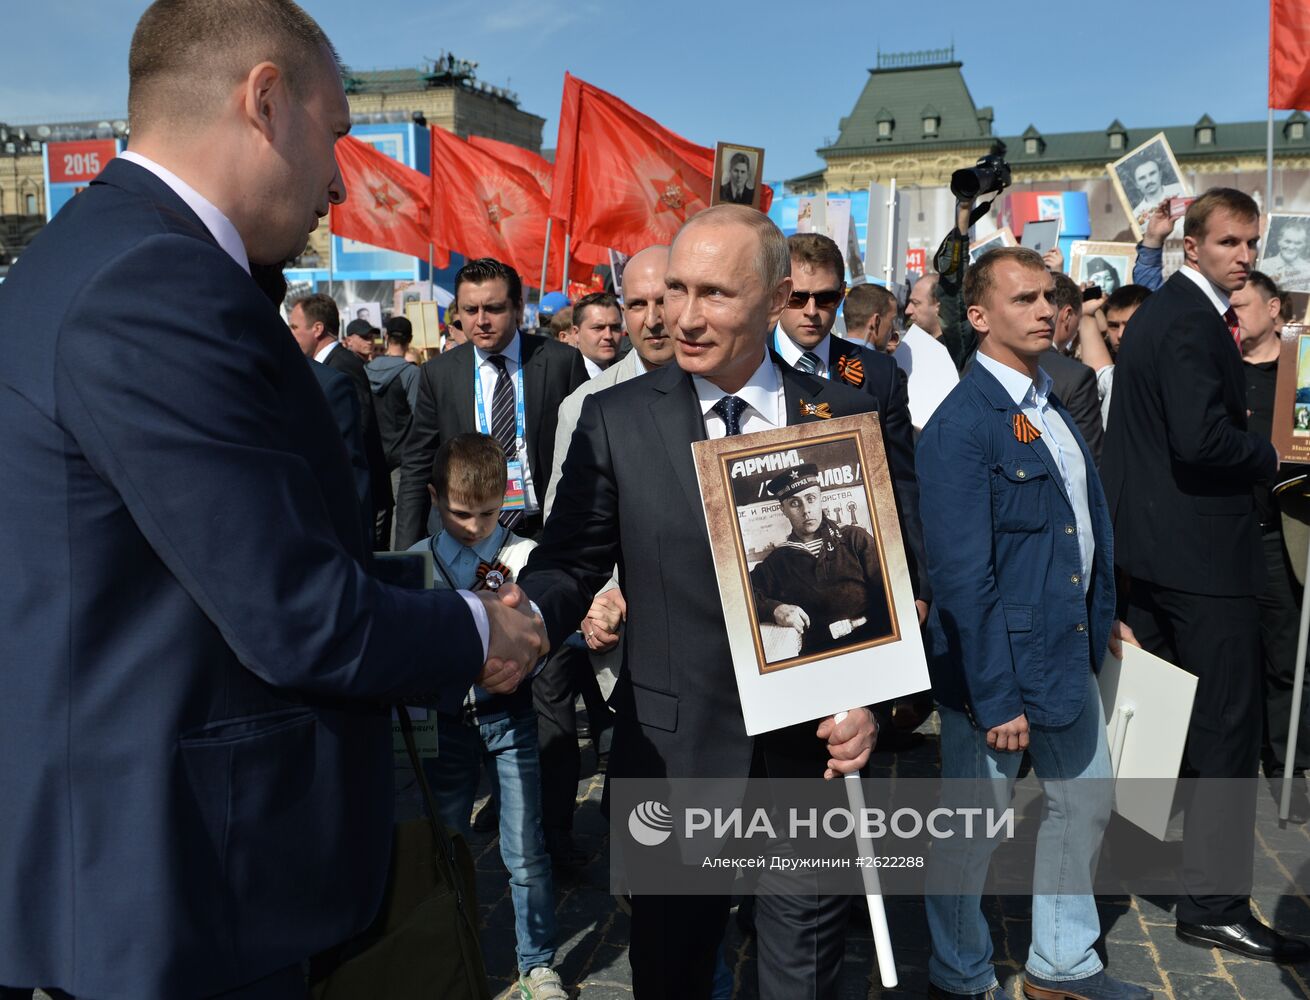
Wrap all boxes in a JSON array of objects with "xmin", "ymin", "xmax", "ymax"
[
  {"xmin": 1012, "ymin": 413, "xmax": 1041, "ymax": 444},
  {"xmin": 475, "ymin": 560, "xmax": 512, "ymax": 591},
  {"xmin": 836, "ymin": 355, "xmax": 864, "ymax": 387}
]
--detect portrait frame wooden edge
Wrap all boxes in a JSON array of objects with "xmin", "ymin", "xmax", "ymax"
[{"xmin": 1105, "ymin": 131, "xmax": 1189, "ymax": 242}]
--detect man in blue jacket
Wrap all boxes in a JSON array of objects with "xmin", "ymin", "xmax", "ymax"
[
  {"xmin": 0, "ymin": 1, "xmax": 547, "ymax": 997},
  {"xmin": 916, "ymin": 247, "xmax": 1143, "ymax": 1000}
]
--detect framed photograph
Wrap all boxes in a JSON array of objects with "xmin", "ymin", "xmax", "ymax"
[
  {"xmin": 608, "ymin": 248, "xmax": 630, "ymax": 300},
  {"xmin": 1106, "ymin": 132, "xmax": 1190, "ymax": 240},
  {"xmin": 711, "ymin": 141, "xmax": 765, "ymax": 209},
  {"xmin": 969, "ymin": 226, "xmax": 1017, "ymax": 264},
  {"xmin": 1260, "ymin": 214, "xmax": 1310, "ymax": 293},
  {"xmin": 691, "ymin": 413, "xmax": 928, "ymax": 735},
  {"xmin": 345, "ymin": 301, "xmax": 383, "ymax": 332},
  {"xmin": 1020, "ymin": 218, "xmax": 1061, "ymax": 256},
  {"xmin": 1273, "ymin": 325, "xmax": 1310, "ymax": 463},
  {"xmin": 1069, "ymin": 241, "xmax": 1138, "ymax": 296}
]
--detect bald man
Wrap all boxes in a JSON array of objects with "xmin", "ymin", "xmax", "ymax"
[
  {"xmin": 0, "ymin": 1, "xmax": 546, "ymax": 995},
  {"xmin": 522, "ymin": 207, "xmax": 883, "ymax": 1000}
]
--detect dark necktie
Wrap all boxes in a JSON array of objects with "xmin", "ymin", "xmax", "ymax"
[
  {"xmin": 712, "ymin": 395, "xmax": 748, "ymax": 437},
  {"xmin": 488, "ymin": 354, "xmax": 522, "ymax": 528},
  {"xmin": 1223, "ymin": 307, "xmax": 1241, "ymax": 350},
  {"xmin": 794, "ymin": 351, "xmax": 822, "ymax": 375}
]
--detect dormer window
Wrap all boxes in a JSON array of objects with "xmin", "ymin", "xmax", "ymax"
[
  {"xmin": 1025, "ymin": 138, "xmax": 1038, "ymax": 154},
  {"xmin": 1294, "ymin": 122, "xmax": 1306, "ymax": 140},
  {"xmin": 1198, "ymin": 127, "xmax": 1214, "ymax": 145},
  {"xmin": 923, "ymin": 116, "xmax": 938, "ymax": 135},
  {"xmin": 1110, "ymin": 132, "xmax": 1124, "ymax": 150},
  {"xmin": 1022, "ymin": 125, "xmax": 1044, "ymax": 156},
  {"xmin": 920, "ymin": 105, "xmax": 940, "ymax": 137},
  {"xmin": 878, "ymin": 120, "xmax": 891, "ymax": 137},
  {"xmin": 874, "ymin": 107, "xmax": 895, "ymax": 141}
]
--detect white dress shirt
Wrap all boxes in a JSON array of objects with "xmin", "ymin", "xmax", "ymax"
[
  {"xmin": 773, "ymin": 328, "xmax": 831, "ymax": 377},
  {"xmin": 1177, "ymin": 262, "xmax": 1232, "ymax": 317},
  {"xmin": 474, "ymin": 333, "xmax": 538, "ymax": 515},
  {"xmin": 694, "ymin": 350, "xmax": 787, "ymax": 438},
  {"xmin": 118, "ymin": 151, "xmax": 250, "ymax": 275},
  {"xmin": 313, "ymin": 341, "xmax": 340, "ymax": 363},
  {"xmin": 583, "ymin": 355, "xmax": 606, "ymax": 379},
  {"xmin": 894, "ymin": 324, "xmax": 959, "ymax": 429},
  {"xmin": 976, "ymin": 352, "xmax": 1095, "ymax": 591}
]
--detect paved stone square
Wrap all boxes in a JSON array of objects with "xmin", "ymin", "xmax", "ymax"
[{"xmin": 470, "ymin": 718, "xmax": 1310, "ymax": 1000}]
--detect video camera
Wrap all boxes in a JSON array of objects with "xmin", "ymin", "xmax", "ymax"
[{"xmin": 950, "ymin": 152, "xmax": 1012, "ymax": 201}]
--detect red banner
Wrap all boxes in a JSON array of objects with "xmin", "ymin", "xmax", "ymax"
[
  {"xmin": 1271, "ymin": 0, "xmax": 1310, "ymax": 109},
  {"xmin": 330, "ymin": 135, "xmax": 435, "ymax": 263},
  {"xmin": 549, "ymin": 73, "xmax": 772, "ymax": 257}
]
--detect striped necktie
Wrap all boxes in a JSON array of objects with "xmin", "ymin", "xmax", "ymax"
[
  {"xmin": 1223, "ymin": 307, "xmax": 1241, "ymax": 350},
  {"xmin": 488, "ymin": 354, "xmax": 522, "ymax": 528},
  {"xmin": 794, "ymin": 350, "xmax": 822, "ymax": 375}
]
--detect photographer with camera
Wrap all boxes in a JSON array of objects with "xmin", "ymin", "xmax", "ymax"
[{"xmin": 932, "ymin": 149, "xmax": 1011, "ymax": 373}]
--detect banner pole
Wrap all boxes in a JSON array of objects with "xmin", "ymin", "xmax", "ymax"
[
  {"xmin": 843, "ymin": 773, "xmax": 897, "ymax": 987},
  {"xmin": 1280, "ymin": 531, "xmax": 1310, "ymax": 821},
  {"xmin": 562, "ymin": 232, "xmax": 571, "ymax": 294},
  {"xmin": 1268, "ymin": 108, "xmax": 1276, "ymax": 216},
  {"xmin": 540, "ymin": 218, "xmax": 553, "ymax": 306},
  {"xmin": 328, "ymin": 236, "xmax": 335, "ymax": 298},
  {"xmin": 883, "ymin": 178, "xmax": 898, "ymax": 286},
  {"xmin": 428, "ymin": 242, "xmax": 435, "ymax": 302}
]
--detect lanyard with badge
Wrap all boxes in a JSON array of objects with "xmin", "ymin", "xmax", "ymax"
[{"xmin": 473, "ymin": 360, "xmax": 528, "ymax": 513}]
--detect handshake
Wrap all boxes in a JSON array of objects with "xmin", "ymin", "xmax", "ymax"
[{"xmin": 473, "ymin": 583, "xmax": 552, "ymax": 695}]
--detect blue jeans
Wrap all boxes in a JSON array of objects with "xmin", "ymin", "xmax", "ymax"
[
  {"xmin": 423, "ymin": 710, "xmax": 557, "ymax": 974},
  {"xmin": 925, "ymin": 671, "xmax": 1113, "ymax": 994}
]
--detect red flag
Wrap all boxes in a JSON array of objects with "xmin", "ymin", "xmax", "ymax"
[
  {"xmin": 1271, "ymin": 0, "xmax": 1310, "ymax": 109},
  {"xmin": 429, "ymin": 126, "xmax": 586, "ymax": 290},
  {"xmin": 331, "ymin": 135, "xmax": 436, "ymax": 262},
  {"xmin": 466, "ymin": 135, "xmax": 608, "ymax": 268},
  {"xmin": 550, "ymin": 73, "xmax": 773, "ymax": 256}
]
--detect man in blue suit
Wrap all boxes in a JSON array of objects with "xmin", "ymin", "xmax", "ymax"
[
  {"xmin": 916, "ymin": 247, "xmax": 1144, "ymax": 1000},
  {"xmin": 0, "ymin": 1, "xmax": 546, "ymax": 997}
]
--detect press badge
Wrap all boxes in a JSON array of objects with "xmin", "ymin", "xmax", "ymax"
[
  {"xmin": 392, "ymin": 706, "xmax": 438, "ymax": 761},
  {"xmin": 503, "ymin": 460, "xmax": 527, "ymax": 511}
]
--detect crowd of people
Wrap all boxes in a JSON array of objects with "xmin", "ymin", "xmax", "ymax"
[{"xmin": 5, "ymin": 2, "xmax": 1310, "ymax": 1000}]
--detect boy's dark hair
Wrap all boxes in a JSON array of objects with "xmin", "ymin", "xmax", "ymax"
[
  {"xmin": 455, "ymin": 257, "xmax": 523, "ymax": 308},
  {"xmin": 431, "ymin": 433, "xmax": 507, "ymax": 504},
  {"xmin": 1104, "ymin": 284, "xmax": 1152, "ymax": 313}
]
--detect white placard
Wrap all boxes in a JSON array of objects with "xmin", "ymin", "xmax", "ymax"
[{"xmin": 1097, "ymin": 644, "xmax": 1198, "ymax": 840}]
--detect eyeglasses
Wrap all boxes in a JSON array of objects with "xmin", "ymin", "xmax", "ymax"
[{"xmin": 786, "ymin": 286, "xmax": 846, "ymax": 309}]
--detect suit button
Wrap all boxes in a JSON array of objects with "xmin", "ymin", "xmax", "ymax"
[
  {"xmin": 1071, "ymin": 574, "xmax": 1081, "ymax": 585},
  {"xmin": 1076, "ymin": 623, "xmax": 1086, "ymax": 632},
  {"xmin": 1016, "ymin": 469, "xmax": 1027, "ymax": 479},
  {"xmin": 1065, "ymin": 525, "xmax": 1075, "ymax": 535}
]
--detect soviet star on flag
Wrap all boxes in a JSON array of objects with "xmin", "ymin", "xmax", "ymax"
[{"xmin": 330, "ymin": 135, "xmax": 433, "ymax": 261}]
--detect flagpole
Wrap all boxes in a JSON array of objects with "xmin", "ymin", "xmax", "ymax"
[
  {"xmin": 328, "ymin": 234, "xmax": 335, "ymax": 299},
  {"xmin": 562, "ymin": 232, "xmax": 571, "ymax": 294},
  {"xmin": 539, "ymin": 218, "xmax": 553, "ymax": 305},
  {"xmin": 1268, "ymin": 109, "xmax": 1276, "ymax": 215},
  {"xmin": 428, "ymin": 242, "xmax": 435, "ymax": 301}
]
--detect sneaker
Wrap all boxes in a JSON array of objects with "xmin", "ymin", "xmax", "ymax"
[{"xmin": 520, "ymin": 966, "xmax": 568, "ymax": 1000}]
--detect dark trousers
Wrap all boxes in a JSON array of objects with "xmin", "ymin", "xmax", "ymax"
[
  {"xmin": 534, "ymin": 639, "xmax": 611, "ymax": 838},
  {"xmin": 1, "ymin": 964, "xmax": 306, "ymax": 1000},
  {"xmin": 1257, "ymin": 529, "xmax": 1310, "ymax": 774},
  {"xmin": 1125, "ymin": 578, "xmax": 1261, "ymax": 925}
]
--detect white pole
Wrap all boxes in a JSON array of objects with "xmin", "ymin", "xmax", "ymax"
[
  {"xmin": 1268, "ymin": 109, "xmax": 1276, "ymax": 215},
  {"xmin": 1280, "ymin": 536, "xmax": 1310, "ymax": 820},
  {"xmin": 427, "ymin": 242, "xmax": 435, "ymax": 302},
  {"xmin": 883, "ymin": 178, "xmax": 898, "ymax": 287},
  {"xmin": 539, "ymin": 218, "xmax": 553, "ymax": 306},
  {"xmin": 834, "ymin": 711, "xmax": 897, "ymax": 988},
  {"xmin": 562, "ymin": 232, "xmax": 571, "ymax": 294}
]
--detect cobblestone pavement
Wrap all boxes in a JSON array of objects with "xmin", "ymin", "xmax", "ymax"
[{"xmin": 470, "ymin": 716, "xmax": 1310, "ymax": 1000}]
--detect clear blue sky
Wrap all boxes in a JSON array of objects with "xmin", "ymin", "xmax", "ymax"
[{"xmin": 1, "ymin": 0, "xmax": 1275, "ymax": 183}]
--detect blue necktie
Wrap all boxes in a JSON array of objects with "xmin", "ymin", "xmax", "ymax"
[{"xmin": 712, "ymin": 395, "xmax": 748, "ymax": 437}]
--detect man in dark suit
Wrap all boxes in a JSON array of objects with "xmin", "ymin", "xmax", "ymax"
[
  {"xmin": 288, "ymin": 294, "xmax": 394, "ymax": 550},
  {"xmin": 918, "ymin": 247, "xmax": 1143, "ymax": 1000},
  {"xmin": 0, "ymin": 2, "xmax": 547, "ymax": 996},
  {"xmin": 1103, "ymin": 188, "xmax": 1309, "ymax": 963},
  {"xmin": 394, "ymin": 257, "xmax": 587, "ymax": 549},
  {"xmin": 520, "ymin": 205, "xmax": 882, "ymax": 1000},
  {"xmin": 1047, "ymin": 272, "xmax": 1105, "ymax": 463},
  {"xmin": 311, "ymin": 361, "xmax": 373, "ymax": 550}
]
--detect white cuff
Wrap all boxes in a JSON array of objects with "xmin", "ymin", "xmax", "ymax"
[{"xmin": 458, "ymin": 589, "xmax": 490, "ymax": 660}]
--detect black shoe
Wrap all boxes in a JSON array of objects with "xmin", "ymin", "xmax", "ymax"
[{"xmin": 1176, "ymin": 914, "xmax": 1310, "ymax": 963}]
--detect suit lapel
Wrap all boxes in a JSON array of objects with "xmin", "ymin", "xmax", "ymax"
[
  {"xmin": 826, "ymin": 336, "xmax": 867, "ymax": 390},
  {"xmin": 519, "ymin": 333, "xmax": 546, "ymax": 438},
  {"xmin": 650, "ymin": 363, "xmax": 709, "ymax": 519},
  {"xmin": 452, "ymin": 344, "xmax": 477, "ymax": 432},
  {"xmin": 968, "ymin": 364, "xmax": 1072, "ymax": 509},
  {"xmin": 778, "ymin": 357, "xmax": 833, "ymax": 426}
]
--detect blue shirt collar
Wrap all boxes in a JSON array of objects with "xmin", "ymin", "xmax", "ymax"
[{"xmin": 435, "ymin": 523, "xmax": 508, "ymax": 566}]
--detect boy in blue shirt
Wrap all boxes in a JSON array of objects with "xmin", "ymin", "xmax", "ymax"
[{"xmin": 409, "ymin": 432, "xmax": 564, "ymax": 1000}]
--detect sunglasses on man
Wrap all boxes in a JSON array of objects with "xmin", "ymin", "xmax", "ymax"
[{"xmin": 786, "ymin": 285, "xmax": 846, "ymax": 310}]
